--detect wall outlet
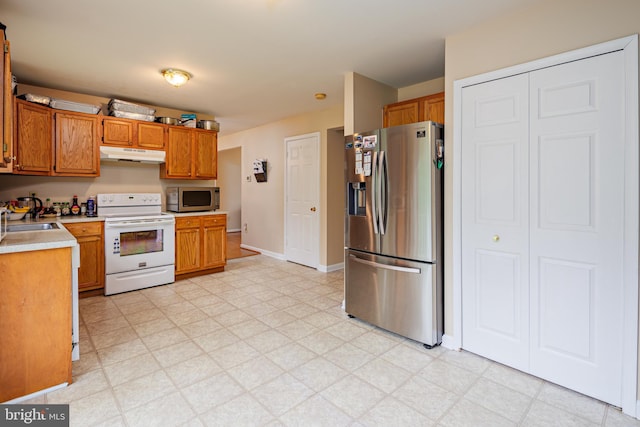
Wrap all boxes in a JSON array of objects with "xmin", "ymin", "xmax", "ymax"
[{"xmin": 246, "ymin": 176, "xmax": 251, "ymax": 182}]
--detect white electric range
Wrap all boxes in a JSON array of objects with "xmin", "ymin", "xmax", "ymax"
[{"xmin": 98, "ymin": 193, "xmax": 175, "ymax": 295}]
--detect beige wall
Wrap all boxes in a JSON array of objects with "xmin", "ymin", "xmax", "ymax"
[
  {"xmin": 344, "ymin": 72, "xmax": 397, "ymax": 135},
  {"xmin": 217, "ymin": 147, "xmax": 241, "ymax": 230},
  {"xmin": 326, "ymin": 128, "xmax": 346, "ymax": 266},
  {"xmin": 0, "ymin": 84, "xmax": 216, "ymax": 206},
  {"xmin": 217, "ymin": 104, "xmax": 344, "ymax": 267},
  {"xmin": 398, "ymin": 77, "xmax": 444, "ymax": 102},
  {"xmin": 443, "ymin": 0, "xmax": 640, "ymax": 400}
]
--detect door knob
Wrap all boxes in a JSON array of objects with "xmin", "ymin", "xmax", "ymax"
[{"xmin": 310, "ymin": 207, "xmax": 316, "ymax": 212}]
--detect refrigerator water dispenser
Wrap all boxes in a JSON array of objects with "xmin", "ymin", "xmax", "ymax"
[{"xmin": 348, "ymin": 182, "xmax": 367, "ymax": 216}]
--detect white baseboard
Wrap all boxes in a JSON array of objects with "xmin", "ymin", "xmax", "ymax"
[
  {"xmin": 441, "ymin": 334, "xmax": 460, "ymax": 351},
  {"xmin": 4, "ymin": 382, "xmax": 68, "ymax": 404},
  {"xmin": 227, "ymin": 228, "xmax": 241, "ymax": 233},
  {"xmin": 240, "ymin": 244, "xmax": 285, "ymax": 260},
  {"xmin": 318, "ymin": 262, "xmax": 344, "ymax": 273},
  {"xmin": 238, "ymin": 246, "xmax": 344, "ymax": 274}
]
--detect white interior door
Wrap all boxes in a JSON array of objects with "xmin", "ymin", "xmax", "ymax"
[
  {"xmin": 285, "ymin": 132, "xmax": 320, "ymax": 268},
  {"xmin": 461, "ymin": 50, "xmax": 626, "ymax": 406},
  {"xmin": 461, "ymin": 74, "xmax": 530, "ymax": 371},
  {"xmin": 528, "ymin": 51, "xmax": 625, "ymax": 405}
]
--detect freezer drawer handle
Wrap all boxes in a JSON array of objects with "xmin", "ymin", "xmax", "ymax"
[{"xmin": 350, "ymin": 254, "xmax": 421, "ymax": 274}]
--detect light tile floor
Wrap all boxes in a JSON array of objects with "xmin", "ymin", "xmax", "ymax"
[{"xmin": 26, "ymin": 255, "xmax": 640, "ymax": 426}]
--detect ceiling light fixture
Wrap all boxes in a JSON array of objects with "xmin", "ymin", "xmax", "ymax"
[
  {"xmin": 314, "ymin": 93, "xmax": 327, "ymax": 100},
  {"xmin": 161, "ymin": 68, "xmax": 192, "ymax": 87}
]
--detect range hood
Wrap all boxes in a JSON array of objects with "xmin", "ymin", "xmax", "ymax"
[{"xmin": 100, "ymin": 146, "xmax": 166, "ymax": 164}]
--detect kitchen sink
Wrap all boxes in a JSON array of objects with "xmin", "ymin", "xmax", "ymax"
[{"xmin": 6, "ymin": 222, "xmax": 60, "ymax": 232}]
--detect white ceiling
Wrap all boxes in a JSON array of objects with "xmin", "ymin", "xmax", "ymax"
[{"xmin": 1, "ymin": 0, "xmax": 543, "ymax": 135}]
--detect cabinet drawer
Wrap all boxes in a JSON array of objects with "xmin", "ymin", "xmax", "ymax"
[
  {"xmin": 64, "ymin": 221, "xmax": 102, "ymax": 237},
  {"xmin": 203, "ymin": 215, "xmax": 226, "ymax": 227},
  {"xmin": 176, "ymin": 217, "xmax": 201, "ymax": 230}
]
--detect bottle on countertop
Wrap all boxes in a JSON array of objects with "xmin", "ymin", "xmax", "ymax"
[
  {"xmin": 86, "ymin": 195, "xmax": 96, "ymax": 217},
  {"xmin": 71, "ymin": 195, "xmax": 80, "ymax": 216},
  {"xmin": 43, "ymin": 198, "xmax": 55, "ymax": 216}
]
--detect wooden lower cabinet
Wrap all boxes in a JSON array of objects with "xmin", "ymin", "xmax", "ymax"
[
  {"xmin": 0, "ymin": 247, "xmax": 72, "ymax": 402},
  {"xmin": 203, "ymin": 215, "xmax": 226, "ymax": 269},
  {"xmin": 175, "ymin": 214, "xmax": 226, "ymax": 279},
  {"xmin": 64, "ymin": 221, "xmax": 104, "ymax": 293},
  {"xmin": 176, "ymin": 217, "xmax": 201, "ymax": 273}
]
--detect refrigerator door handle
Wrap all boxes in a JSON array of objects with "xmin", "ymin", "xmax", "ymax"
[
  {"xmin": 349, "ymin": 254, "xmax": 421, "ymax": 274},
  {"xmin": 380, "ymin": 150, "xmax": 388, "ymax": 235},
  {"xmin": 371, "ymin": 151, "xmax": 379, "ymax": 235}
]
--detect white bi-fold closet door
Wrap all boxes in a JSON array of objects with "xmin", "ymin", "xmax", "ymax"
[{"xmin": 461, "ymin": 50, "xmax": 625, "ymax": 406}]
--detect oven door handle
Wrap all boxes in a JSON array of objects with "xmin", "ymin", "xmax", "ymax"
[{"xmin": 105, "ymin": 219, "xmax": 175, "ymax": 228}]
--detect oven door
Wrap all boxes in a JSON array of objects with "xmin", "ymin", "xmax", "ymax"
[{"xmin": 104, "ymin": 216, "xmax": 175, "ymax": 274}]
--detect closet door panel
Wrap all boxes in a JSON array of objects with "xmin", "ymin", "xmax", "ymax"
[
  {"xmin": 529, "ymin": 51, "xmax": 625, "ymax": 406},
  {"xmin": 461, "ymin": 73, "xmax": 530, "ymax": 370}
]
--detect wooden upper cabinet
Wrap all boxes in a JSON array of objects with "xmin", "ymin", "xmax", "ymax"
[
  {"xmin": 54, "ymin": 111, "xmax": 99, "ymax": 176},
  {"xmin": 13, "ymin": 98, "xmax": 52, "ymax": 175},
  {"xmin": 383, "ymin": 91, "xmax": 445, "ymax": 127},
  {"xmin": 14, "ymin": 98, "xmax": 100, "ymax": 176},
  {"xmin": 419, "ymin": 92, "xmax": 444, "ymax": 124},
  {"xmin": 102, "ymin": 117, "xmax": 166, "ymax": 149},
  {"xmin": 102, "ymin": 117, "xmax": 133, "ymax": 146},
  {"xmin": 384, "ymin": 100, "xmax": 419, "ymax": 128},
  {"xmin": 194, "ymin": 129, "xmax": 217, "ymax": 179},
  {"xmin": 137, "ymin": 122, "xmax": 166, "ymax": 149},
  {"xmin": 162, "ymin": 127, "xmax": 193, "ymax": 178},
  {"xmin": 161, "ymin": 127, "xmax": 218, "ymax": 180}
]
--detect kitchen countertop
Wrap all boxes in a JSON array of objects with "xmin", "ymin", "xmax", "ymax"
[
  {"xmin": 0, "ymin": 218, "xmax": 78, "ymax": 254},
  {"xmin": 59, "ymin": 215, "xmax": 105, "ymax": 223},
  {"xmin": 0, "ymin": 211, "xmax": 226, "ymax": 254},
  {"xmin": 168, "ymin": 210, "xmax": 227, "ymax": 217}
]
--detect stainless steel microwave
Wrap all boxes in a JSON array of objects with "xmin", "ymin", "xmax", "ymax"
[{"xmin": 166, "ymin": 187, "xmax": 219, "ymax": 212}]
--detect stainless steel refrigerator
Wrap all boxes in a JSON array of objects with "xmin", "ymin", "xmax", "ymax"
[{"xmin": 344, "ymin": 121, "xmax": 444, "ymax": 348}]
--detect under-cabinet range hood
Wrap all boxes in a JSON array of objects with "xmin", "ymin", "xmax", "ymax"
[{"xmin": 99, "ymin": 146, "xmax": 166, "ymax": 164}]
